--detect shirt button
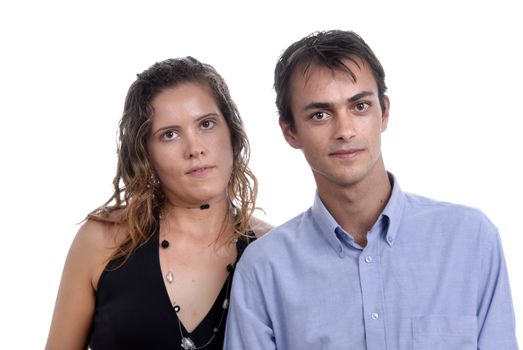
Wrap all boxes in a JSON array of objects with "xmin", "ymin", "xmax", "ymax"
[
  {"xmin": 365, "ymin": 256, "xmax": 373, "ymax": 263},
  {"xmin": 371, "ymin": 312, "xmax": 379, "ymax": 320}
]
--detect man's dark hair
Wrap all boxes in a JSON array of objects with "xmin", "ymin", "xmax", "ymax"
[{"xmin": 274, "ymin": 30, "xmax": 387, "ymax": 130}]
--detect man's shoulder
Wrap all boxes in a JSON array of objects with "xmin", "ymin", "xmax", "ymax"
[
  {"xmin": 405, "ymin": 192, "xmax": 485, "ymax": 214},
  {"xmin": 239, "ymin": 210, "xmax": 311, "ymax": 263},
  {"xmin": 403, "ymin": 192, "xmax": 496, "ymax": 230}
]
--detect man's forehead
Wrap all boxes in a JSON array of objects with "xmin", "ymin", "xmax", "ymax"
[{"xmin": 293, "ymin": 58, "xmax": 367, "ymax": 87}]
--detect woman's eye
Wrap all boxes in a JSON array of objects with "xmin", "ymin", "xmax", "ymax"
[
  {"xmin": 162, "ymin": 130, "xmax": 178, "ymax": 141},
  {"xmin": 355, "ymin": 102, "xmax": 369, "ymax": 112},
  {"xmin": 201, "ymin": 119, "xmax": 216, "ymax": 129}
]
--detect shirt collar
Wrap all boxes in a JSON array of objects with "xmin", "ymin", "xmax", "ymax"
[
  {"xmin": 311, "ymin": 192, "xmax": 345, "ymax": 256},
  {"xmin": 311, "ymin": 172, "xmax": 406, "ymax": 255},
  {"xmin": 380, "ymin": 172, "xmax": 405, "ymax": 246}
]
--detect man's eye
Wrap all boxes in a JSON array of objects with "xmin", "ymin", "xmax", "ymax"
[
  {"xmin": 355, "ymin": 102, "xmax": 369, "ymax": 112},
  {"xmin": 312, "ymin": 112, "xmax": 328, "ymax": 120}
]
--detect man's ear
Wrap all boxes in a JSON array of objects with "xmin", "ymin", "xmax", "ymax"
[
  {"xmin": 381, "ymin": 95, "xmax": 390, "ymax": 132},
  {"xmin": 279, "ymin": 119, "xmax": 302, "ymax": 149}
]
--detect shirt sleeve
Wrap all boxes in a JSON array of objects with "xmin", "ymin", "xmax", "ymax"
[
  {"xmin": 224, "ymin": 261, "xmax": 276, "ymax": 350},
  {"xmin": 476, "ymin": 221, "xmax": 519, "ymax": 349}
]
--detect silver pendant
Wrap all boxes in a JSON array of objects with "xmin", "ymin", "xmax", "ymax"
[
  {"xmin": 181, "ymin": 337, "xmax": 195, "ymax": 350},
  {"xmin": 166, "ymin": 271, "xmax": 174, "ymax": 283}
]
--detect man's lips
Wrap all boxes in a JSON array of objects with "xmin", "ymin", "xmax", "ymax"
[{"xmin": 329, "ymin": 148, "xmax": 363, "ymax": 159}]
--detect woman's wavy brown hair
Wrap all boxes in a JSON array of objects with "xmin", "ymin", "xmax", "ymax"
[{"xmin": 90, "ymin": 57, "xmax": 257, "ymax": 263}]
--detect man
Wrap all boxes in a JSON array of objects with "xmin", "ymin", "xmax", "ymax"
[{"xmin": 224, "ymin": 30, "xmax": 518, "ymax": 349}]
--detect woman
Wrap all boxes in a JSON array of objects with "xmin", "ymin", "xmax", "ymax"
[{"xmin": 45, "ymin": 57, "xmax": 271, "ymax": 349}]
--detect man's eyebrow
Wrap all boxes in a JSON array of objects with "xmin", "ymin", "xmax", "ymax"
[
  {"xmin": 348, "ymin": 91, "xmax": 374, "ymax": 102},
  {"xmin": 302, "ymin": 91, "xmax": 376, "ymax": 112},
  {"xmin": 302, "ymin": 102, "xmax": 333, "ymax": 112}
]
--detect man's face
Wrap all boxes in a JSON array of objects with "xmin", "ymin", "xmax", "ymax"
[{"xmin": 281, "ymin": 59, "xmax": 389, "ymax": 190}]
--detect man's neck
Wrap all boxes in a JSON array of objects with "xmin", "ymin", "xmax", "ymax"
[{"xmin": 316, "ymin": 167, "xmax": 392, "ymax": 247}]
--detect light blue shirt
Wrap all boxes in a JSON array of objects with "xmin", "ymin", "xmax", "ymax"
[{"xmin": 224, "ymin": 175, "xmax": 518, "ymax": 349}]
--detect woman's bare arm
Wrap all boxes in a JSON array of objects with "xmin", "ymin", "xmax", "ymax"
[{"xmin": 45, "ymin": 220, "xmax": 119, "ymax": 350}]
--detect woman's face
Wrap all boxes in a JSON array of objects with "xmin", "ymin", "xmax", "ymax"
[{"xmin": 147, "ymin": 82, "xmax": 234, "ymax": 208}]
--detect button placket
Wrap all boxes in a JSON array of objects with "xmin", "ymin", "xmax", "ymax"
[{"xmin": 358, "ymin": 230, "xmax": 387, "ymax": 349}]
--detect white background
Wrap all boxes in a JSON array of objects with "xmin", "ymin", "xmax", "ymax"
[{"xmin": 1, "ymin": 0, "xmax": 521, "ymax": 348}]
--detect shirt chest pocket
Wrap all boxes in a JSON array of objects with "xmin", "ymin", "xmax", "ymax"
[{"xmin": 412, "ymin": 315, "xmax": 477, "ymax": 350}]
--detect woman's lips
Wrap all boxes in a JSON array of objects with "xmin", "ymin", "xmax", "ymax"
[{"xmin": 186, "ymin": 165, "xmax": 215, "ymax": 176}]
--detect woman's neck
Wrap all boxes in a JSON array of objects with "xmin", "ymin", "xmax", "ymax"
[{"xmin": 160, "ymin": 199, "xmax": 234, "ymax": 246}]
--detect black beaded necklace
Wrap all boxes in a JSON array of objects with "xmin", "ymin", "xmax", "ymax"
[{"xmin": 160, "ymin": 238, "xmax": 233, "ymax": 350}]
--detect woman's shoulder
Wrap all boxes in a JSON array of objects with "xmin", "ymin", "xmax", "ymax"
[
  {"xmin": 87, "ymin": 207, "xmax": 127, "ymax": 224},
  {"xmin": 71, "ymin": 217, "xmax": 127, "ymax": 289},
  {"xmin": 76, "ymin": 217, "xmax": 125, "ymax": 249},
  {"xmin": 248, "ymin": 215, "xmax": 273, "ymax": 238}
]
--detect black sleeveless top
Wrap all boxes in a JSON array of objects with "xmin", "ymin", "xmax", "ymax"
[{"xmin": 88, "ymin": 229, "xmax": 254, "ymax": 350}]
